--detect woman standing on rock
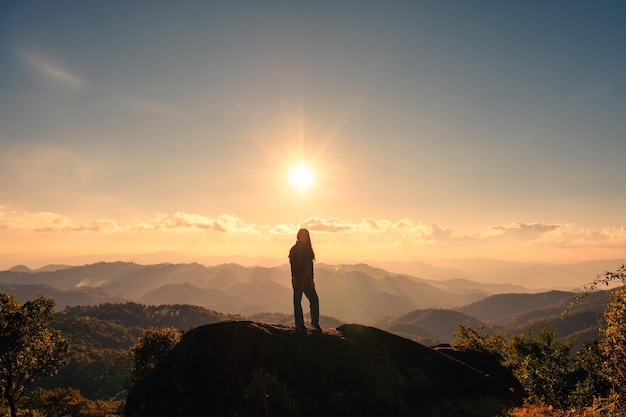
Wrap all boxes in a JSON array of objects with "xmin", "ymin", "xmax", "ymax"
[{"xmin": 289, "ymin": 228, "xmax": 321, "ymax": 332}]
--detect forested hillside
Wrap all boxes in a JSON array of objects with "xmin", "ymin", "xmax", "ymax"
[
  {"xmin": 32, "ymin": 303, "xmax": 242, "ymax": 401},
  {"xmin": 1, "ymin": 264, "xmax": 623, "ymax": 417}
]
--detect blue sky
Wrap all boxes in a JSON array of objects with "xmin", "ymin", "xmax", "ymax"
[{"xmin": 1, "ymin": 1, "xmax": 625, "ymax": 268}]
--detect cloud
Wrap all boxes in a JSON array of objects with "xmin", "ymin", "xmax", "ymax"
[
  {"xmin": 390, "ymin": 220, "xmax": 453, "ymax": 246},
  {"xmin": 606, "ymin": 227, "xmax": 626, "ymax": 245},
  {"xmin": 211, "ymin": 215, "xmax": 257, "ymax": 233},
  {"xmin": 284, "ymin": 217, "xmax": 454, "ymax": 249},
  {"xmin": 76, "ymin": 219, "xmax": 121, "ymax": 232},
  {"xmin": 269, "ymin": 224, "xmax": 298, "ymax": 235},
  {"xmin": 484, "ymin": 222, "xmax": 561, "ymax": 239},
  {"xmin": 408, "ymin": 223, "xmax": 453, "ymax": 240},
  {"xmin": 299, "ymin": 217, "xmax": 357, "ymax": 232},
  {"xmin": 20, "ymin": 51, "xmax": 86, "ymax": 88},
  {"xmin": 1, "ymin": 206, "xmax": 625, "ymax": 263},
  {"xmin": 532, "ymin": 224, "xmax": 622, "ymax": 248},
  {"xmin": 0, "ymin": 207, "xmax": 74, "ymax": 232},
  {"xmin": 360, "ymin": 218, "xmax": 394, "ymax": 232},
  {"xmin": 0, "ymin": 207, "xmax": 119, "ymax": 232},
  {"xmin": 30, "ymin": 212, "xmax": 75, "ymax": 232},
  {"xmin": 142, "ymin": 212, "xmax": 256, "ymax": 233}
]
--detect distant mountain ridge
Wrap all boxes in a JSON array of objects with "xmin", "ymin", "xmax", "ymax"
[
  {"xmin": 372, "ymin": 258, "xmax": 625, "ymax": 290},
  {"xmin": 373, "ymin": 308, "xmax": 488, "ymax": 345},
  {"xmin": 456, "ymin": 290, "xmax": 576, "ymax": 324},
  {"xmin": 0, "ymin": 283, "xmax": 131, "ymax": 309},
  {"xmin": 373, "ymin": 290, "xmax": 608, "ymax": 347},
  {"xmin": 8, "ymin": 264, "xmax": 73, "ymax": 273},
  {"xmin": 1, "ymin": 261, "xmax": 535, "ymax": 322},
  {"xmin": 0, "ymin": 260, "xmax": 617, "ymax": 335}
]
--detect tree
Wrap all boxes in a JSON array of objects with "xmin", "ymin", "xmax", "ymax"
[
  {"xmin": 453, "ymin": 324, "xmax": 575, "ymax": 408},
  {"xmin": 568, "ymin": 339, "xmax": 610, "ymax": 407},
  {"xmin": 0, "ymin": 293, "xmax": 69, "ymax": 417},
  {"xmin": 453, "ymin": 324, "xmax": 507, "ymax": 362},
  {"xmin": 599, "ymin": 273, "xmax": 626, "ymax": 408},
  {"xmin": 22, "ymin": 387, "xmax": 124, "ymax": 417},
  {"xmin": 129, "ymin": 326, "xmax": 182, "ymax": 386},
  {"xmin": 582, "ymin": 264, "xmax": 626, "ymax": 408},
  {"xmin": 505, "ymin": 326, "xmax": 573, "ymax": 408}
]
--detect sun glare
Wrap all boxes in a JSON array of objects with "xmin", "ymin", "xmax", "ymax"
[{"xmin": 288, "ymin": 163, "xmax": 314, "ymax": 191}]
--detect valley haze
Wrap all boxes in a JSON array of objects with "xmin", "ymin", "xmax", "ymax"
[
  {"xmin": 3, "ymin": 253, "xmax": 623, "ymax": 290},
  {"xmin": 2, "ymin": 257, "xmax": 623, "ymax": 325}
]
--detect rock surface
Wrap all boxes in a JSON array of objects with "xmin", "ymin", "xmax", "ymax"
[{"xmin": 125, "ymin": 321, "xmax": 523, "ymax": 417}]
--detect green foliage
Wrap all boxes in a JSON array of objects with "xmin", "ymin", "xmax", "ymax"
[
  {"xmin": 454, "ymin": 264, "xmax": 626, "ymax": 412},
  {"xmin": 129, "ymin": 327, "xmax": 182, "ymax": 386},
  {"xmin": 33, "ymin": 315, "xmax": 140, "ymax": 399},
  {"xmin": 233, "ymin": 369, "xmax": 299, "ymax": 417},
  {"xmin": 0, "ymin": 301, "xmax": 252, "ymax": 416},
  {"xmin": 453, "ymin": 324, "xmax": 598, "ymax": 409},
  {"xmin": 41, "ymin": 302, "xmax": 231, "ymax": 400},
  {"xmin": 51, "ymin": 316, "xmax": 143, "ymax": 351},
  {"xmin": 56, "ymin": 302, "xmax": 241, "ymax": 329},
  {"xmin": 580, "ymin": 264, "xmax": 626, "ymax": 409},
  {"xmin": 567, "ymin": 340, "xmax": 611, "ymax": 407},
  {"xmin": 0, "ymin": 294, "xmax": 69, "ymax": 417},
  {"xmin": 582, "ymin": 264, "xmax": 626, "ymax": 294},
  {"xmin": 600, "ymin": 284, "xmax": 626, "ymax": 408},
  {"xmin": 40, "ymin": 346, "xmax": 132, "ymax": 400},
  {"xmin": 20, "ymin": 387, "xmax": 123, "ymax": 417},
  {"xmin": 505, "ymin": 326, "xmax": 573, "ymax": 408},
  {"xmin": 453, "ymin": 324, "xmax": 507, "ymax": 362}
]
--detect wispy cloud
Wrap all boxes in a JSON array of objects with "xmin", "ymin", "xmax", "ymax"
[
  {"xmin": 269, "ymin": 224, "xmax": 298, "ymax": 235},
  {"xmin": 1, "ymin": 206, "xmax": 625, "ymax": 261},
  {"xmin": 482, "ymin": 222, "xmax": 561, "ymax": 239},
  {"xmin": 137, "ymin": 212, "xmax": 256, "ymax": 233},
  {"xmin": 294, "ymin": 217, "xmax": 452, "ymax": 243},
  {"xmin": 0, "ymin": 206, "xmax": 119, "ymax": 232},
  {"xmin": 20, "ymin": 51, "xmax": 86, "ymax": 88},
  {"xmin": 360, "ymin": 218, "xmax": 394, "ymax": 232},
  {"xmin": 533, "ymin": 224, "xmax": 626, "ymax": 248},
  {"xmin": 299, "ymin": 217, "xmax": 356, "ymax": 232}
]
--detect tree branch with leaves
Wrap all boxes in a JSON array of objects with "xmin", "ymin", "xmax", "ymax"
[
  {"xmin": 0, "ymin": 293, "xmax": 69, "ymax": 417},
  {"xmin": 575, "ymin": 264, "xmax": 626, "ymax": 410}
]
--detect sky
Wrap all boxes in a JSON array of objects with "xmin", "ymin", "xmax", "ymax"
[{"xmin": 1, "ymin": 1, "xmax": 625, "ymax": 270}]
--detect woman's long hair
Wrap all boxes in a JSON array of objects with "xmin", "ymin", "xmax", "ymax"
[{"xmin": 296, "ymin": 228, "xmax": 315, "ymax": 261}]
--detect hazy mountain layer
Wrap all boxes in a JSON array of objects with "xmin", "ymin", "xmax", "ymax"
[
  {"xmin": 1, "ymin": 260, "xmax": 616, "ymax": 327},
  {"xmin": 0, "ymin": 261, "xmax": 528, "ymax": 322}
]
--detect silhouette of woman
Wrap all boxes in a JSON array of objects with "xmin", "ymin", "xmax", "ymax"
[{"xmin": 289, "ymin": 228, "xmax": 321, "ymax": 331}]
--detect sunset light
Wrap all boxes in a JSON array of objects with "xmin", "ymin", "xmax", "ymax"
[
  {"xmin": 3, "ymin": 5, "xmax": 626, "ymax": 415},
  {"xmin": 0, "ymin": 4, "xmax": 626, "ymax": 417},
  {"xmin": 288, "ymin": 163, "xmax": 314, "ymax": 192},
  {"xmin": 1, "ymin": 2, "xmax": 625, "ymax": 270}
]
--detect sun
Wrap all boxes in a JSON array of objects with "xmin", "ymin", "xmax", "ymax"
[{"xmin": 288, "ymin": 163, "xmax": 314, "ymax": 191}]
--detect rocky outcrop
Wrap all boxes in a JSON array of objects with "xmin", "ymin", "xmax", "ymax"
[{"xmin": 125, "ymin": 321, "xmax": 523, "ymax": 417}]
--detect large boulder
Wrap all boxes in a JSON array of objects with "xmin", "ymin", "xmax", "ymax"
[{"xmin": 125, "ymin": 321, "xmax": 522, "ymax": 417}]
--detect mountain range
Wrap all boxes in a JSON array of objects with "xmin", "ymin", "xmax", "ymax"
[
  {"xmin": 1, "ymin": 261, "xmax": 542, "ymax": 319},
  {"xmin": 0, "ymin": 260, "xmax": 618, "ymax": 347}
]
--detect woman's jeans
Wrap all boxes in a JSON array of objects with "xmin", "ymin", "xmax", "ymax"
[{"xmin": 292, "ymin": 273, "xmax": 319, "ymax": 327}]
